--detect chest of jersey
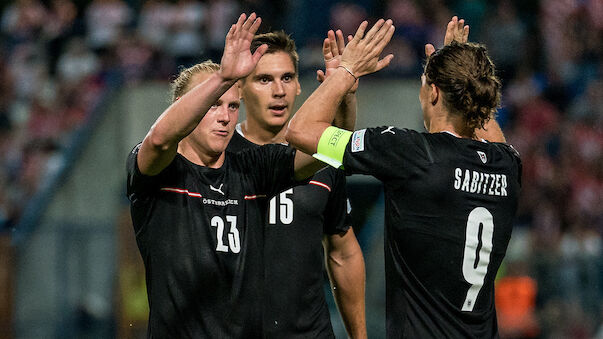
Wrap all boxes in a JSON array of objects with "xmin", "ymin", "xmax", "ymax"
[{"xmin": 265, "ymin": 179, "xmax": 331, "ymax": 227}]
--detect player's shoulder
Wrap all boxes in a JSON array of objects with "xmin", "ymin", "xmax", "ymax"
[
  {"xmin": 226, "ymin": 130, "xmax": 259, "ymax": 152},
  {"xmin": 347, "ymin": 127, "xmax": 431, "ymax": 164},
  {"xmin": 311, "ymin": 164, "xmax": 345, "ymax": 183},
  {"xmin": 227, "ymin": 142, "xmax": 292, "ymax": 165},
  {"xmin": 494, "ymin": 142, "xmax": 521, "ymax": 159},
  {"xmin": 485, "ymin": 142, "xmax": 522, "ymax": 167},
  {"xmin": 353, "ymin": 126, "xmax": 423, "ymax": 148},
  {"xmin": 127, "ymin": 142, "xmax": 185, "ymax": 175},
  {"xmin": 363, "ymin": 125, "xmax": 417, "ymax": 137}
]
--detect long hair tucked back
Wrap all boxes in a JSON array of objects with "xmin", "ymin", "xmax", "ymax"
[{"xmin": 424, "ymin": 41, "xmax": 501, "ymax": 135}]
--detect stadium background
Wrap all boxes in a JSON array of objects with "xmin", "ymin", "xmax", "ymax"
[{"xmin": 0, "ymin": 0, "xmax": 601, "ymax": 338}]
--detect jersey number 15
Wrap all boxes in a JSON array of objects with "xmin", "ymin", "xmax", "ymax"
[{"xmin": 268, "ymin": 189, "xmax": 294, "ymax": 225}]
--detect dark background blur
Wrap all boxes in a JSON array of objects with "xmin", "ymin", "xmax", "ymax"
[{"xmin": 0, "ymin": 0, "xmax": 601, "ymax": 338}]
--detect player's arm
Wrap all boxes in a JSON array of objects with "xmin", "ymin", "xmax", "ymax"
[
  {"xmin": 289, "ymin": 65, "xmax": 356, "ymax": 180},
  {"xmin": 287, "ymin": 19, "xmax": 394, "ymax": 173},
  {"xmin": 324, "ymin": 228, "xmax": 366, "ymax": 339},
  {"xmin": 425, "ymin": 16, "xmax": 506, "ymax": 143},
  {"xmin": 137, "ymin": 13, "xmax": 267, "ymax": 175},
  {"xmin": 317, "ymin": 29, "xmax": 358, "ymax": 130}
]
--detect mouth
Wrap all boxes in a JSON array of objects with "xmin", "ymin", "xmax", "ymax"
[
  {"xmin": 213, "ymin": 130, "xmax": 229, "ymax": 137},
  {"xmin": 268, "ymin": 104, "xmax": 288, "ymax": 116}
]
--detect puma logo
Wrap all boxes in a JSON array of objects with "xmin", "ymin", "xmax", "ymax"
[
  {"xmin": 209, "ymin": 184, "xmax": 225, "ymax": 195},
  {"xmin": 381, "ymin": 126, "xmax": 395, "ymax": 134}
]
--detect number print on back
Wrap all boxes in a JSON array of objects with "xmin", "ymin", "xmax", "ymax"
[{"xmin": 461, "ymin": 207, "xmax": 494, "ymax": 311}]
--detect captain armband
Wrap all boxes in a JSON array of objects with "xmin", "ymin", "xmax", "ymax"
[{"xmin": 313, "ymin": 126, "xmax": 352, "ymax": 169}]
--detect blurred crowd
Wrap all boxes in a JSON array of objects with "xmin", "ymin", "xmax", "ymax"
[{"xmin": 0, "ymin": 0, "xmax": 601, "ymax": 337}]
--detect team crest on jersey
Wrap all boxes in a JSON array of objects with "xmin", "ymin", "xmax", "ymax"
[
  {"xmin": 351, "ymin": 129, "xmax": 366, "ymax": 152},
  {"xmin": 477, "ymin": 151, "xmax": 487, "ymax": 163}
]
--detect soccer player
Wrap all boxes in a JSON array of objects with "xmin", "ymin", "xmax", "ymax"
[
  {"xmin": 286, "ymin": 18, "xmax": 522, "ymax": 338},
  {"xmin": 126, "ymin": 13, "xmax": 325, "ymax": 337},
  {"xmin": 227, "ymin": 31, "xmax": 365, "ymax": 338}
]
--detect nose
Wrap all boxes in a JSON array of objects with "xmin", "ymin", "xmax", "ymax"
[
  {"xmin": 216, "ymin": 105, "xmax": 231, "ymax": 125},
  {"xmin": 272, "ymin": 80, "xmax": 285, "ymax": 98}
]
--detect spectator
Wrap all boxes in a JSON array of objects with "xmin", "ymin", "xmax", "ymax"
[
  {"xmin": 85, "ymin": 0, "xmax": 132, "ymax": 52},
  {"xmin": 166, "ymin": 0, "xmax": 207, "ymax": 67},
  {"xmin": 56, "ymin": 37, "xmax": 100, "ymax": 86}
]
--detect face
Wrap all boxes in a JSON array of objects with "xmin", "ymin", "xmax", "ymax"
[
  {"xmin": 240, "ymin": 51, "xmax": 301, "ymax": 131},
  {"xmin": 187, "ymin": 72, "xmax": 240, "ymax": 156}
]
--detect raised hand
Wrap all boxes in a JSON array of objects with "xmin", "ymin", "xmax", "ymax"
[
  {"xmin": 219, "ymin": 13, "xmax": 268, "ymax": 81},
  {"xmin": 339, "ymin": 19, "xmax": 395, "ymax": 79},
  {"xmin": 317, "ymin": 30, "xmax": 359, "ymax": 92},
  {"xmin": 425, "ymin": 16, "xmax": 469, "ymax": 57}
]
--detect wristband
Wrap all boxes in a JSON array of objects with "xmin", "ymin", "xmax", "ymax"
[
  {"xmin": 312, "ymin": 126, "xmax": 352, "ymax": 169},
  {"xmin": 338, "ymin": 65, "xmax": 358, "ymax": 81}
]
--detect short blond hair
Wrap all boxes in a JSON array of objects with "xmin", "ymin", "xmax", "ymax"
[{"xmin": 171, "ymin": 60, "xmax": 220, "ymax": 102}]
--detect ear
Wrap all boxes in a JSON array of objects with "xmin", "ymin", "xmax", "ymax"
[
  {"xmin": 295, "ymin": 78, "xmax": 302, "ymax": 96},
  {"xmin": 430, "ymin": 84, "xmax": 439, "ymax": 105},
  {"xmin": 236, "ymin": 80, "xmax": 243, "ymax": 100}
]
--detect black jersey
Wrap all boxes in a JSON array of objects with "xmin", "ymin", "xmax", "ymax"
[
  {"xmin": 342, "ymin": 127, "xmax": 521, "ymax": 339},
  {"xmin": 227, "ymin": 131, "xmax": 351, "ymax": 339},
  {"xmin": 126, "ymin": 143, "xmax": 301, "ymax": 338}
]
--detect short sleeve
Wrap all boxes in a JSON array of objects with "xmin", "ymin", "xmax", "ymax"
[
  {"xmin": 504, "ymin": 143, "xmax": 523, "ymax": 187},
  {"xmin": 126, "ymin": 143, "xmax": 162, "ymax": 204},
  {"xmin": 342, "ymin": 126, "xmax": 429, "ymax": 181},
  {"xmin": 234, "ymin": 144, "xmax": 300, "ymax": 198},
  {"xmin": 322, "ymin": 168, "xmax": 352, "ymax": 235}
]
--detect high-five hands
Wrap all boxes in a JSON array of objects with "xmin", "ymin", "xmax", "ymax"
[
  {"xmin": 425, "ymin": 16, "xmax": 469, "ymax": 57},
  {"xmin": 220, "ymin": 13, "xmax": 268, "ymax": 81},
  {"xmin": 317, "ymin": 29, "xmax": 359, "ymax": 92},
  {"xmin": 339, "ymin": 19, "xmax": 395, "ymax": 79}
]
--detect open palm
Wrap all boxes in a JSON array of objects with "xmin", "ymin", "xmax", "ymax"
[
  {"xmin": 220, "ymin": 13, "xmax": 268, "ymax": 81},
  {"xmin": 340, "ymin": 19, "xmax": 395, "ymax": 78},
  {"xmin": 317, "ymin": 29, "xmax": 359, "ymax": 92}
]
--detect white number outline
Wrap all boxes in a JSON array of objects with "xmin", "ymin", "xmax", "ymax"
[
  {"xmin": 461, "ymin": 207, "xmax": 494, "ymax": 312},
  {"xmin": 226, "ymin": 216, "xmax": 240, "ymax": 253},
  {"xmin": 268, "ymin": 189, "xmax": 294, "ymax": 225},
  {"xmin": 211, "ymin": 215, "xmax": 241, "ymax": 253}
]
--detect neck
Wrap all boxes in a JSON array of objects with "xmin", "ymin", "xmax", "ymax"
[
  {"xmin": 428, "ymin": 115, "xmax": 458, "ymax": 134},
  {"xmin": 177, "ymin": 140, "xmax": 225, "ymax": 168},
  {"xmin": 427, "ymin": 111, "xmax": 475, "ymax": 139},
  {"xmin": 240, "ymin": 119, "xmax": 287, "ymax": 145}
]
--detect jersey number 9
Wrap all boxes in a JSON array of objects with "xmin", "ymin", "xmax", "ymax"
[{"xmin": 461, "ymin": 207, "xmax": 494, "ymax": 312}]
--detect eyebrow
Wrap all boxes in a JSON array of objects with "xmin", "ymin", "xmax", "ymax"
[
  {"xmin": 253, "ymin": 73, "xmax": 273, "ymax": 80},
  {"xmin": 253, "ymin": 71, "xmax": 297, "ymax": 80}
]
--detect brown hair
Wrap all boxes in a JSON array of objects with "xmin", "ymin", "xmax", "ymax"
[
  {"xmin": 424, "ymin": 41, "xmax": 501, "ymax": 136},
  {"xmin": 170, "ymin": 60, "xmax": 220, "ymax": 103},
  {"xmin": 250, "ymin": 31, "xmax": 299, "ymax": 74}
]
